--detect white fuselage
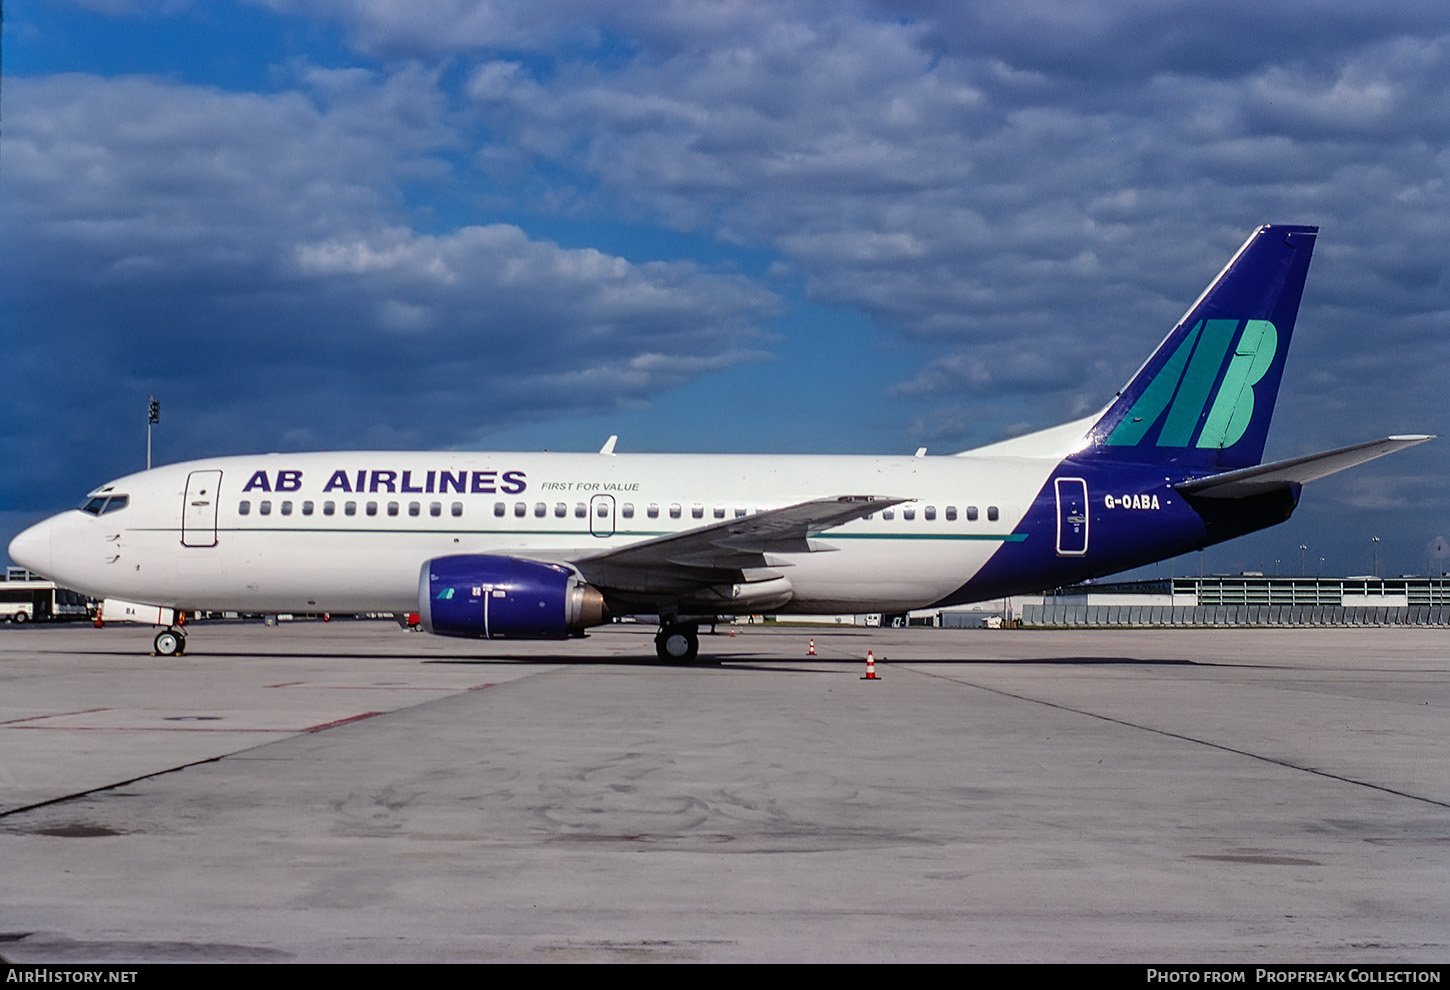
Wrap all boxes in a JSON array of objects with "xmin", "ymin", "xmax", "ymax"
[{"xmin": 15, "ymin": 449, "xmax": 1064, "ymax": 615}]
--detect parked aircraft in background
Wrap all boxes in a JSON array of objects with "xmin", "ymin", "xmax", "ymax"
[{"xmin": 8, "ymin": 224, "xmax": 1431, "ymax": 660}]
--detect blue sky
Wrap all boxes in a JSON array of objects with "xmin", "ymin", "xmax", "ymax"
[{"xmin": 2, "ymin": 0, "xmax": 1447, "ymax": 579}]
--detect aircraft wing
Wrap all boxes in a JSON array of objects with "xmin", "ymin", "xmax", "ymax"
[
  {"xmin": 1176, "ymin": 435, "xmax": 1434, "ymax": 498},
  {"xmin": 570, "ymin": 495, "xmax": 910, "ymax": 594}
]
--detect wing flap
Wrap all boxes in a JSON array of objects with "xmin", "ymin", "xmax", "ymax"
[{"xmin": 572, "ymin": 495, "xmax": 908, "ymax": 593}]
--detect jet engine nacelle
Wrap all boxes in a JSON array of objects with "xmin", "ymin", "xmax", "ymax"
[{"xmin": 419, "ymin": 554, "xmax": 608, "ymax": 640}]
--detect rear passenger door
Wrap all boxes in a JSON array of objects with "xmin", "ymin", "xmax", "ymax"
[{"xmin": 1055, "ymin": 477, "xmax": 1088, "ymax": 556}]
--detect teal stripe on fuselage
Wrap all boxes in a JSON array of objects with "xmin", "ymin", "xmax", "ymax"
[{"xmin": 134, "ymin": 527, "xmax": 1028, "ymax": 542}]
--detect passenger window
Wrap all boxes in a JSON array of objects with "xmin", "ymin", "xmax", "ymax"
[
  {"xmin": 670, "ymin": 504, "xmax": 682, "ymax": 519},
  {"xmin": 691, "ymin": 505, "xmax": 703, "ymax": 519},
  {"xmin": 302, "ymin": 501, "xmax": 314, "ymax": 516},
  {"xmin": 713, "ymin": 506, "xmax": 725, "ymax": 519},
  {"xmin": 323, "ymin": 501, "xmax": 335, "ymax": 516},
  {"xmin": 281, "ymin": 501, "xmax": 293, "ymax": 516},
  {"xmin": 451, "ymin": 502, "xmax": 463, "ymax": 517},
  {"xmin": 366, "ymin": 501, "xmax": 378, "ymax": 516},
  {"xmin": 945, "ymin": 506, "xmax": 957, "ymax": 521},
  {"xmin": 494, "ymin": 502, "xmax": 506, "ymax": 517},
  {"xmin": 734, "ymin": 507, "xmax": 746, "ymax": 518},
  {"xmin": 390, "ymin": 502, "xmax": 402, "ymax": 516},
  {"xmin": 882, "ymin": 509, "xmax": 894, "ymax": 520},
  {"xmin": 987, "ymin": 506, "xmax": 999, "ymax": 521},
  {"xmin": 239, "ymin": 501, "xmax": 251, "ymax": 516},
  {"xmin": 575, "ymin": 503, "xmax": 587, "ymax": 518},
  {"xmin": 555, "ymin": 503, "xmax": 567, "ymax": 518},
  {"xmin": 514, "ymin": 502, "xmax": 526, "ymax": 517},
  {"xmin": 596, "ymin": 502, "xmax": 609, "ymax": 517},
  {"xmin": 534, "ymin": 502, "xmax": 546, "ymax": 517},
  {"xmin": 622, "ymin": 503, "xmax": 634, "ymax": 518},
  {"xmin": 966, "ymin": 506, "xmax": 978, "ymax": 521},
  {"xmin": 902, "ymin": 507, "xmax": 915, "ymax": 521},
  {"xmin": 430, "ymin": 502, "xmax": 442, "ymax": 517},
  {"xmin": 408, "ymin": 502, "xmax": 420, "ymax": 517},
  {"xmin": 345, "ymin": 502, "xmax": 357, "ymax": 516},
  {"xmin": 260, "ymin": 501, "xmax": 272, "ymax": 516},
  {"xmin": 924, "ymin": 506, "xmax": 936, "ymax": 521},
  {"xmin": 647, "ymin": 504, "xmax": 659, "ymax": 519}
]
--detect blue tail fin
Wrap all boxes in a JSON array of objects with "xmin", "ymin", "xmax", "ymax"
[{"xmin": 1088, "ymin": 224, "xmax": 1317, "ymax": 471}]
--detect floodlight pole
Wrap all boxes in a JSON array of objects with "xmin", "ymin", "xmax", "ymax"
[{"xmin": 147, "ymin": 396, "xmax": 160, "ymax": 470}]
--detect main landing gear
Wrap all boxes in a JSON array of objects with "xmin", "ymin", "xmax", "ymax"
[
  {"xmin": 153, "ymin": 627, "xmax": 187, "ymax": 657},
  {"xmin": 654, "ymin": 622, "xmax": 699, "ymax": 663}
]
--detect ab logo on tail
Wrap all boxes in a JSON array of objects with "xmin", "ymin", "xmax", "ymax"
[{"xmin": 1105, "ymin": 318, "xmax": 1278, "ymax": 452}]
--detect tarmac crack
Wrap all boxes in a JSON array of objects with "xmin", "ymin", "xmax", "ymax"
[
  {"xmin": 0, "ymin": 754, "xmax": 231, "ymax": 821},
  {"xmin": 902, "ymin": 664, "xmax": 1450, "ymax": 811}
]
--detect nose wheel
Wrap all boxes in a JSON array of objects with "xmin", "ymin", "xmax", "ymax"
[
  {"xmin": 654, "ymin": 622, "xmax": 699, "ymax": 663},
  {"xmin": 153, "ymin": 628, "xmax": 187, "ymax": 657}
]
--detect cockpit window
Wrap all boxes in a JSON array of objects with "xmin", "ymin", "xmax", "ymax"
[{"xmin": 80, "ymin": 495, "xmax": 129, "ymax": 516}]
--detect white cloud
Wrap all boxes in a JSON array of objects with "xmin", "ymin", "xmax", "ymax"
[
  {"xmin": 2, "ymin": 70, "xmax": 779, "ymax": 504},
  {"xmin": 366, "ymin": 1, "xmax": 1448, "ymax": 459}
]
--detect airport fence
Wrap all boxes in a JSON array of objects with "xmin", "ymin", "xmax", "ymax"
[{"xmin": 1017, "ymin": 604, "xmax": 1450, "ymax": 628}]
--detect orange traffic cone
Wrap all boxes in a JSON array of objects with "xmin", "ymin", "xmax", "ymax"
[
  {"xmin": 861, "ymin": 650, "xmax": 879, "ymax": 681},
  {"xmin": 808, "ymin": 638, "xmax": 816, "ymax": 656}
]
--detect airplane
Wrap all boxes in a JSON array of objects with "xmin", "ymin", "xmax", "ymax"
[{"xmin": 7, "ymin": 224, "xmax": 1432, "ymax": 662}]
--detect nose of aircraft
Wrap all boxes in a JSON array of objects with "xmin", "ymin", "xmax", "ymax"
[{"xmin": 8, "ymin": 519, "xmax": 54, "ymax": 576}]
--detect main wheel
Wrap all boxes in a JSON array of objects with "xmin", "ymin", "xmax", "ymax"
[
  {"xmin": 154, "ymin": 629, "xmax": 184, "ymax": 657},
  {"xmin": 655, "ymin": 624, "xmax": 699, "ymax": 663}
]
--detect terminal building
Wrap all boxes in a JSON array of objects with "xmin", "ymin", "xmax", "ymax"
[{"xmin": 956, "ymin": 575, "xmax": 1450, "ymax": 628}]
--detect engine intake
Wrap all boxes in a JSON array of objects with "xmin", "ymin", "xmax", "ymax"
[{"xmin": 419, "ymin": 555, "xmax": 608, "ymax": 640}]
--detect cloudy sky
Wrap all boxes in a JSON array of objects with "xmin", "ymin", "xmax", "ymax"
[{"xmin": 3, "ymin": 0, "xmax": 1447, "ymax": 579}]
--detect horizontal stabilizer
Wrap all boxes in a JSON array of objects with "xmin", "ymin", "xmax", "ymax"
[{"xmin": 1175, "ymin": 435, "xmax": 1433, "ymax": 498}]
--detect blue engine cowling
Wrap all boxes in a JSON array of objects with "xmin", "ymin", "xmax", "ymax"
[{"xmin": 419, "ymin": 555, "xmax": 608, "ymax": 640}]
